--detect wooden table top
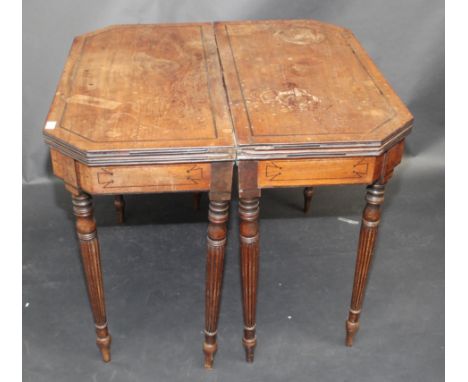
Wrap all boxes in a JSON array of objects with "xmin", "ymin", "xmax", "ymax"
[
  {"xmin": 43, "ymin": 24, "xmax": 235, "ymax": 166},
  {"xmin": 215, "ymin": 19, "xmax": 413, "ymax": 159},
  {"xmin": 44, "ymin": 20, "xmax": 413, "ymax": 165}
]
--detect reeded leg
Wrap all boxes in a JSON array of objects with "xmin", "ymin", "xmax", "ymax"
[
  {"xmin": 193, "ymin": 192, "xmax": 202, "ymax": 211},
  {"xmin": 345, "ymin": 183, "xmax": 385, "ymax": 346},
  {"xmin": 114, "ymin": 195, "xmax": 125, "ymax": 224},
  {"xmin": 303, "ymin": 187, "xmax": 314, "ymax": 213},
  {"xmin": 72, "ymin": 192, "xmax": 112, "ymax": 362},
  {"xmin": 203, "ymin": 200, "xmax": 229, "ymax": 368},
  {"xmin": 239, "ymin": 198, "xmax": 260, "ymax": 362}
]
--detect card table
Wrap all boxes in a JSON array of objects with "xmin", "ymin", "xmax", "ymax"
[
  {"xmin": 43, "ymin": 24, "xmax": 235, "ymax": 368},
  {"xmin": 43, "ymin": 19, "xmax": 413, "ymax": 368},
  {"xmin": 215, "ymin": 19, "xmax": 413, "ymax": 362}
]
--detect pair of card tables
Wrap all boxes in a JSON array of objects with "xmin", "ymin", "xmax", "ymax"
[{"xmin": 43, "ymin": 20, "xmax": 413, "ymax": 368}]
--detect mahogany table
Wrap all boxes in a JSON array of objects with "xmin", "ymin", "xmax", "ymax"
[
  {"xmin": 43, "ymin": 24, "xmax": 235, "ymax": 368},
  {"xmin": 44, "ymin": 19, "xmax": 413, "ymax": 368},
  {"xmin": 215, "ymin": 19, "xmax": 414, "ymax": 361}
]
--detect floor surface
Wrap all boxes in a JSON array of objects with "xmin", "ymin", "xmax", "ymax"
[{"xmin": 23, "ymin": 162, "xmax": 444, "ymax": 382}]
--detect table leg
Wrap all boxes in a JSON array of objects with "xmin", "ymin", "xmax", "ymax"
[
  {"xmin": 239, "ymin": 197, "xmax": 260, "ymax": 362},
  {"xmin": 203, "ymin": 199, "xmax": 229, "ymax": 368},
  {"xmin": 193, "ymin": 192, "xmax": 202, "ymax": 211},
  {"xmin": 72, "ymin": 192, "xmax": 112, "ymax": 362},
  {"xmin": 303, "ymin": 187, "xmax": 314, "ymax": 213},
  {"xmin": 345, "ymin": 183, "xmax": 385, "ymax": 346},
  {"xmin": 114, "ymin": 195, "xmax": 125, "ymax": 224}
]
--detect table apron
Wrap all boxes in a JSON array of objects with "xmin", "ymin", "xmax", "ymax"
[
  {"xmin": 257, "ymin": 157, "xmax": 377, "ymax": 188},
  {"xmin": 51, "ymin": 149, "xmax": 215, "ymax": 194}
]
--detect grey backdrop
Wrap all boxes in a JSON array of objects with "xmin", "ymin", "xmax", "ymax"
[
  {"xmin": 23, "ymin": 0, "xmax": 443, "ymax": 182},
  {"xmin": 23, "ymin": 1, "xmax": 444, "ymax": 381}
]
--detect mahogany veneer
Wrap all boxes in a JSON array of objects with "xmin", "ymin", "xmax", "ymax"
[
  {"xmin": 44, "ymin": 19, "xmax": 413, "ymax": 367},
  {"xmin": 215, "ymin": 19, "xmax": 413, "ymax": 361},
  {"xmin": 44, "ymin": 24, "xmax": 235, "ymax": 368}
]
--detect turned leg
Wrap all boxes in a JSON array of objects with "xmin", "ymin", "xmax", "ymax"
[
  {"xmin": 193, "ymin": 192, "xmax": 202, "ymax": 211},
  {"xmin": 303, "ymin": 187, "xmax": 314, "ymax": 213},
  {"xmin": 72, "ymin": 192, "xmax": 112, "ymax": 362},
  {"xmin": 345, "ymin": 183, "xmax": 385, "ymax": 346},
  {"xmin": 239, "ymin": 197, "xmax": 260, "ymax": 362},
  {"xmin": 114, "ymin": 195, "xmax": 125, "ymax": 224},
  {"xmin": 203, "ymin": 200, "xmax": 229, "ymax": 368}
]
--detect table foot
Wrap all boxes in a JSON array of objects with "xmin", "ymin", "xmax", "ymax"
[
  {"xmin": 303, "ymin": 187, "xmax": 314, "ymax": 213},
  {"xmin": 345, "ymin": 318, "xmax": 360, "ymax": 347},
  {"xmin": 114, "ymin": 195, "xmax": 125, "ymax": 224},
  {"xmin": 203, "ymin": 340, "xmax": 217, "ymax": 369},
  {"xmin": 242, "ymin": 332, "xmax": 256, "ymax": 362},
  {"xmin": 96, "ymin": 332, "xmax": 112, "ymax": 362},
  {"xmin": 193, "ymin": 192, "xmax": 202, "ymax": 210}
]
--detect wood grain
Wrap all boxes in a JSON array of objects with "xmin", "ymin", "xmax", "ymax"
[
  {"xmin": 203, "ymin": 199, "xmax": 230, "ymax": 368},
  {"xmin": 76, "ymin": 162, "xmax": 211, "ymax": 194},
  {"xmin": 72, "ymin": 192, "xmax": 111, "ymax": 362},
  {"xmin": 44, "ymin": 24, "xmax": 235, "ymax": 165},
  {"xmin": 50, "ymin": 149, "xmax": 79, "ymax": 188},
  {"xmin": 239, "ymin": 197, "xmax": 260, "ymax": 362},
  {"xmin": 258, "ymin": 157, "xmax": 376, "ymax": 187},
  {"xmin": 346, "ymin": 183, "xmax": 385, "ymax": 346},
  {"xmin": 215, "ymin": 19, "xmax": 413, "ymax": 157},
  {"xmin": 43, "ymin": 20, "xmax": 413, "ymax": 366}
]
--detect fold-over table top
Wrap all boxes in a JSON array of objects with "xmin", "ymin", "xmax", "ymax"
[
  {"xmin": 215, "ymin": 19, "xmax": 413, "ymax": 159},
  {"xmin": 43, "ymin": 24, "xmax": 235, "ymax": 165},
  {"xmin": 44, "ymin": 21, "xmax": 413, "ymax": 165}
]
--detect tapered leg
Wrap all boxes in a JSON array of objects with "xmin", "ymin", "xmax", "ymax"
[
  {"xmin": 72, "ymin": 192, "xmax": 112, "ymax": 362},
  {"xmin": 345, "ymin": 183, "xmax": 385, "ymax": 346},
  {"xmin": 239, "ymin": 197, "xmax": 260, "ymax": 362},
  {"xmin": 203, "ymin": 200, "xmax": 229, "ymax": 368},
  {"xmin": 114, "ymin": 195, "xmax": 125, "ymax": 224},
  {"xmin": 193, "ymin": 192, "xmax": 202, "ymax": 211},
  {"xmin": 303, "ymin": 187, "xmax": 314, "ymax": 213}
]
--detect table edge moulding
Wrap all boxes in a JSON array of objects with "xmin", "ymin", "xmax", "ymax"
[{"xmin": 43, "ymin": 19, "xmax": 414, "ymax": 368}]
